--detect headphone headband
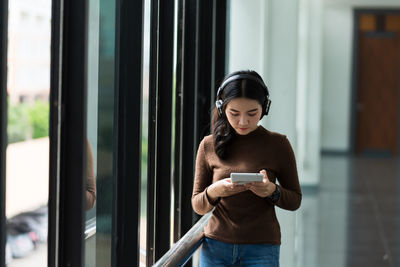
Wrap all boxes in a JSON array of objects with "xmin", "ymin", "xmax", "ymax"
[
  {"xmin": 217, "ymin": 74, "xmax": 269, "ymax": 99},
  {"xmin": 216, "ymin": 73, "xmax": 271, "ymax": 117}
]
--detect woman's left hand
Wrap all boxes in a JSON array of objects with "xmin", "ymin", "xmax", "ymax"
[{"xmin": 244, "ymin": 169, "xmax": 276, "ymax": 198}]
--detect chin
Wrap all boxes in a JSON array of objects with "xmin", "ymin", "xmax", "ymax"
[
  {"xmin": 235, "ymin": 128, "xmax": 251, "ymax": 135},
  {"xmin": 236, "ymin": 125, "xmax": 259, "ymax": 135}
]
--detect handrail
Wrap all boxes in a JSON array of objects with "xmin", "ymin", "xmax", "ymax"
[
  {"xmin": 84, "ymin": 217, "xmax": 96, "ymax": 239},
  {"xmin": 153, "ymin": 211, "xmax": 213, "ymax": 267}
]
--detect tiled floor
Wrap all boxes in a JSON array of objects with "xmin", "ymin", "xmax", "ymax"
[{"xmin": 300, "ymin": 155, "xmax": 400, "ymax": 267}]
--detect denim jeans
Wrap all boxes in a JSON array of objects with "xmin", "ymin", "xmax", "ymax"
[{"xmin": 200, "ymin": 237, "xmax": 280, "ymax": 267}]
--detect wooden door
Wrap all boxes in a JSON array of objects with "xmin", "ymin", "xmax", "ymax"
[{"xmin": 356, "ymin": 30, "xmax": 400, "ymax": 156}]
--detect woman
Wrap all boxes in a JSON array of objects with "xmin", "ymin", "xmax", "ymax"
[{"xmin": 192, "ymin": 70, "xmax": 302, "ymax": 266}]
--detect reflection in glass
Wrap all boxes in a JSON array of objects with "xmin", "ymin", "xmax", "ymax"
[
  {"xmin": 85, "ymin": 0, "xmax": 116, "ymax": 266},
  {"xmin": 84, "ymin": 0, "xmax": 100, "ymax": 266},
  {"xmin": 140, "ymin": 0, "xmax": 151, "ymax": 265},
  {"xmin": 85, "ymin": 139, "xmax": 97, "ymax": 211}
]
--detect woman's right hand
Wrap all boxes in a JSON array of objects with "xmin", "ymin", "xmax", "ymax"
[{"xmin": 206, "ymin": 178, "xmax": 247, "ymax": 202}]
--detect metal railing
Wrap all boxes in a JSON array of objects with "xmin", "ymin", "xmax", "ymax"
[
  {"xmin": 84, "ymin": 217, "xmax": 96, "ymax": 239},
  {"xmin": 153, "ymin": 211, "xmax": 213, "ymax": 267}
]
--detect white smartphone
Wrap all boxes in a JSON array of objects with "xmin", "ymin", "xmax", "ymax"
[{"xmin": 230, "ymin": 173, "xmax": 264, "ymax": 184}]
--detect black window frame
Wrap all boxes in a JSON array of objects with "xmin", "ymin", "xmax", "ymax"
[
  {"xmin": 146, "ymin": 0, "xmax": 175, "ymax": 264},
  {"xmin": 49, "ymin": 0, "xmax": 145, "ymax": 265},
  {"xmin": 146, "ymin": 0, "xmax": 227, "ymax": 265},
  {"xmin": 172, "ymin": 0, "xmax": 227, "ymax": 242},
  {"xmin": 0, "ymin": 0, "xmax": 8, "ymax": 265},
  {"xmin": 49, "ymin": 0, "xmax": 88, "ymax": 265},
  {"xmin": 113, "ymin": 0, "xmax": 144, "ymax": 265},
  {"xmin": 171, "ymin": 0, "xmax": 226, "ymax": 243},
  {"xmin": 12, "ymin": 0, "xmax": 227, "ymax": 265}
]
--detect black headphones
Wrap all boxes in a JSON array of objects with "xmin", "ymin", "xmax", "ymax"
[{"xmin": 215, "ymin": 73, "xmax": 272, "ymax": 117}]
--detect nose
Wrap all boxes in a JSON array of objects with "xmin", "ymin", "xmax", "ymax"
[{"xmin": 239, "ymin": 115, "xmax": 248, "ymax": 126}]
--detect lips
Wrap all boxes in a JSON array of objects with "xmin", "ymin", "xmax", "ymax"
[{"xmin": 239, "ymin": 128, "xmax": 248, "ymax": 131}]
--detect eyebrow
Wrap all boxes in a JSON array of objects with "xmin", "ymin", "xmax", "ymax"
[{"xmin": 229, "ymin": 108, "xmax": 259, "ymax": 113}]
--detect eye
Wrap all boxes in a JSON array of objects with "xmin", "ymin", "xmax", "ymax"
[
  {"xmin": 230, "ymin": 113, "xmax": 239, "ymax": 117},
  {"xmin": 248, "ymin": 113, "xmax": 257, "ymax": 117}
]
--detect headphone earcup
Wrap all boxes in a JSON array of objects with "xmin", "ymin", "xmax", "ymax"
[
  {"xmin": 264, "ymin": 99, "xmax": 271, "ymax": 116},
  {"xmin": 215, "ymin": 100, "xmax": 223, "ymax": 116}
]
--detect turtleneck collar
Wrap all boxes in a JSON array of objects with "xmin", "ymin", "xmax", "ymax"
[{"xmin": 234, "ymin": 125, "xmax": 264, "ymax": 139}]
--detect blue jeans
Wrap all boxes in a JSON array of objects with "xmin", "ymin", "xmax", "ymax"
[{"xmin": 200, "ymin": 237, "xmax": 280, "ymax": 267}]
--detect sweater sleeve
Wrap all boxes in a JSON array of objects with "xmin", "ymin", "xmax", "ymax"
[
  {"xmin": 191, "ymin": 138, "xmax": 216, "ymax": 215},
  {"xmin": 272, "ymin": 136, "xmax": 302, "ymax": 211}
]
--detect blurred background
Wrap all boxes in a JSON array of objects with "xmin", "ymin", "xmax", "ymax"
[
  {"xmin": 3, "ymin": 0, "xmax": 400, "ymax": 266},
  {"xmin": 5, "ymin": 0, "xmax": 50, "ymax": 265}
]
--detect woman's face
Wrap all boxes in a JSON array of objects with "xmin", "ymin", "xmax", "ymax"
[{"xmin": 225, "ymin": 97, "xmax": 262, "ymax": 135}]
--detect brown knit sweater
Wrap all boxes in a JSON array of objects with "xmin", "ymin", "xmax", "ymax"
[{"xmin": 191, "ymin": 126, "xmax": 302, "ymax": 244}]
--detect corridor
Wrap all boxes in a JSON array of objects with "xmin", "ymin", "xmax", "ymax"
[{"xmin": 301, "ymin": 154, "xmax": 400, "ymax": 267}]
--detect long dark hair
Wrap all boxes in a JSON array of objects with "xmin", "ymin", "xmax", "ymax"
[{"xmin": 212, "ymin": 70, "xmax": 269, "ymax": 159}]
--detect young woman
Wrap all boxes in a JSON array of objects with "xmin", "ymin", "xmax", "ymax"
[{"xmin": 192, "ymin": 70, "xmax": 302, "ymax": 266}]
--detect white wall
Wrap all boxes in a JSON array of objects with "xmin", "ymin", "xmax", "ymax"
[
  {"xmin": 228, "ymin": 0, "xmax": 400, "ymax": 170},
  {"xmin": 228, "ymin": 0, "xmax": 300, "ymax": 167},
  {"xmin": 265, "ymin": 3, "xmax": 300, "ymax": 266},
  {"xmin": 263, "ymin": 1, "xmax": 299, "ymax": 145},
  {"xmin": 321, "ymin": 0, "xmax": 400, "ymax": 151},
  {"xmin": 296, "ymin": 0, "xmax": 323, "ymax": 186},
  {"xmin": 227, "ymin": 0, "xmax": 266, "ymax": 73},
  {"xmin": 6, "ymin": 138, "xmax": 49, "ymax": 217},
  {"xmin": 228, "ymin": 0, "xmax": 322, "ymax": 185},
  {"xmin": 228, "ymin": 1, "xmax": 302, "ymax": 266}
]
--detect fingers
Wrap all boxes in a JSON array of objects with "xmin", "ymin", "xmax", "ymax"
[
  {"xmin": 245, "ymin": 178, "xmax": 275, "ymax": 198},
  {"xmin": 222, "ymin": 184, "xmax": 247, "ymax": 197},
  {"xmin": 229, "ymin": 183, "xmax": 246, "ymax": 191},
  {"xmin": 222, "ymin": 179, "xmax": 245, "ymax": 191},
  {"xmin": 259, "ymin": 169, "xmax": 270, "ymax": 184},
  {"xmin": 224, "ymin": 179, "xmax": 244, "ymax": 189},
  {"xmin": 245, "ymin": 173, "xmax": 270, "ymax": 191},
  {"xmin": 259, "ymin": 169, "xmax": 268, "ymax": 178},
  {"xmin": 218, "ymin": 172, "xmax": 273, "ymax": 197}
]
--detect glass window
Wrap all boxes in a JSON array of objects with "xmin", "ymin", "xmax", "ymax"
[
  {"xmin": 5, "ymin": 0, "xmax": 51, "ymax": 265},
  {"xmin": 84, "ymin": 0, "xmax": 116, "ymax": 266},
  {"xmin": 140, "ymin": 0, "xmax": 151, "ymax": 265},
  {"xmin": 84, "ymin": 0, "xmax": 101, "ymax": 265}
]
